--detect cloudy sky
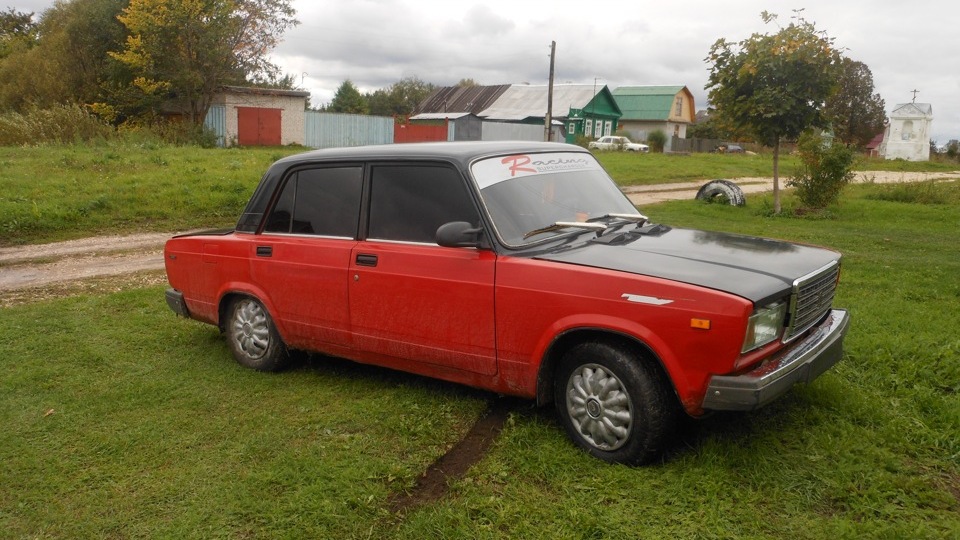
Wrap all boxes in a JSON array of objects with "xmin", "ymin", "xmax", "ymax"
[{"xmin": 12, "ymin": 0, "xmax": 960, "ymax": 143}]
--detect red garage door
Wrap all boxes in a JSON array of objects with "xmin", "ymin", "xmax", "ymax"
[{"xmin": 237, "ymin": 107, "xmax": 282, "ymax": 146}]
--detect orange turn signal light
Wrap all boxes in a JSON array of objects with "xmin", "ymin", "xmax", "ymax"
[{"xmin": 690, "ymin": 318, "xmax": 711, "ymax": 330}]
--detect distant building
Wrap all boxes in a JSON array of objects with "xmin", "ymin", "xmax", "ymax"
[
  {"xmin": 880, "ymin": 102, "xmax": 933, "ymax": 161},
  {"xmin": 612, "ymin": 86, "xmax": 696, "ymax": 152},
  {"xmin": 412, "ymin": 83, "xmax": 621, "ymax": 143}
]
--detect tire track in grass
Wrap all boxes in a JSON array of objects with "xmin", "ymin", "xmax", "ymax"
[{"xmin": 388, "ymin": 397, "xmax": 515, "ymax": 514}]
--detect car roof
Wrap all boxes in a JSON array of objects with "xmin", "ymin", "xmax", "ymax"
[{"xmin": 272, "ymin": 140, "xmax": 583, "ymax": 168}]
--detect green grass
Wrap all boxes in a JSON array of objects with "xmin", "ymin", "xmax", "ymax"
[
  {"xmin": 0, "ymin": 143, "xmax": 303, "ymax": 246},
  {"xmin": 2, "ymin": 182, "xmax": 958, "ymax": 537},
  {"xmin": 593, "ymin": 151, "xmax": 959, "ymax": 187},
  {"xmin": 3, "ymin": 143, "xmax": 958, "ymax": 247}
]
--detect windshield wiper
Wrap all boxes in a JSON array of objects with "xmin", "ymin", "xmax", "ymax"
[
  {"xmin": 587, "ymin": 212, "xmax": 649, "ymax": 225},
  {"xmin": 523, "ymin": 221, "xmax": 607, "ymax": 240}
]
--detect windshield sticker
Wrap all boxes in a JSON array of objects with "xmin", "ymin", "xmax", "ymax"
[{"xmin": 472, "ymin": 152, "xmax": 602, "ymax": 189}]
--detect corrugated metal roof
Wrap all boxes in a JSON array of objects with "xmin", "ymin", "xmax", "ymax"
[
  {"xmin": 414, "ymin": 85, "xmax": 511, "ymax": 115},
  {"xmin": 409, "ymin": 112, "xmax": 473, "ymax": 120},
  {"xmin": 613, "ymin": 86, "xmax": 687, "ymax": 121},
  {"xmin": 479, "ymin": 84, "xmax": 602, "ymax": 120}
]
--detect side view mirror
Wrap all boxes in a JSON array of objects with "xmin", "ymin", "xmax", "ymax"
[{"xmin": 436, "ymin": 221, "xmax": 488, "ymax": 249}]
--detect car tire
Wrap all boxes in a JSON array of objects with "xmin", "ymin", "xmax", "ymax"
[
  {"xmin": 695, "ymin": 179, "xmax": 746, "ymax": 206},
  {"xmin": 224, "ymin": 297, "xmax": 289, "ymax": 371},
  {"xmin": 554, "ymin": 342, "xmax": 677, "ymax": 465}
]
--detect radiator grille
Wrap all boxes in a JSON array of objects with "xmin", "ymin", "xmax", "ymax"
[{"xmin": 785, "ymin": 262, "xmax": 839, "ymax": 341}]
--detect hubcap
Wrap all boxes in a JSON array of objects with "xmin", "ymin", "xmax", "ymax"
[
  {"xmin": 232, "ymin": 300, "xmax": 270, "ymax": 359},
  {"xmin": 566, "ymin": 364, "xmax": 633, "ymax": 451}
]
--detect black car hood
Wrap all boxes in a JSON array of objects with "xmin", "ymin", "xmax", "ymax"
[{"xmin": 532, "ymin": 226, "xmax": 840, "ymax": 304}]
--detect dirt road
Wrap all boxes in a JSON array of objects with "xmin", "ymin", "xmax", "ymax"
[{"xmin": 2, "ymin": 169, "xmax": 957, "ymax": 300}]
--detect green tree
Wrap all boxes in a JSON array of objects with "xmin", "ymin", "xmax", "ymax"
[
  {"xmin": 328, "ymin": 79, "xmax": 368, "ymax": 114},
  {"xmin": 365, "ymin": 76, "xmax": 435, "ymax": 116},
  {"xmin": 0, "ymin": 0, "xmax": 127, "ymax": 111},
  {"xmin": 109, "ymin": 0, "xmax": 297, "ymax": 124},
  {"xmin": 706, "ymin": 11, "xmax": 842, "ymax": 213},
  {"xmin": 825, "ymin": 58, "xmax": 886, "ymax": 148},
  {"xmin": 0, "ymin": 8, "xmax": 37, "ymax": 58}
]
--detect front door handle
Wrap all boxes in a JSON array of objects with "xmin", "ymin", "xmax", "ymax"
[{"xmin": 355, "ymin": 254, "xmax": 378, "ymax": 267}]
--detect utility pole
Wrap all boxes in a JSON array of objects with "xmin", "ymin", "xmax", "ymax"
[{"xmin": 544, "ymin": 41, "xmax": 556, "ymax": 142}]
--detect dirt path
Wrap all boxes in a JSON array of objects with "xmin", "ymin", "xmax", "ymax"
[{"xmin": 1, "ymin": 170, "xmax": 957, "ymax": 299}]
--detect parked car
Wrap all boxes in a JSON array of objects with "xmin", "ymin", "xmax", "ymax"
[
  {"xmin": 165, "ymin": 141, "xmax": 849, "ymax": 465},
  {"xmin": 717, "ymin": 143, "xmax": 745, "ymax": 153},
  {"xmin": 588, "ymin": 135, "xmax": 650, "ymax": 152}
]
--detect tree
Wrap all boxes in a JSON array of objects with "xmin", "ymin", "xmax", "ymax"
[
  {"xmin": 0, "ymin": 8, "xmax": 37, "ymax": 58},
  {"xmin": 706, "ymin": 11, "xmax": 842, "ymax": 213},
  {"xmin": 365, "ymin": 76, "xmax": 436, "ymax": 116},
  {"xmin": 456, "ymin": 78, "xmax": 479, "ymax": 87},
  {"xmin": 0, "ymin": 0, "xmax": 127, "ymax": 111},
  {"xmin": 825, "ymin": 58, "xmax": 886, "ymax": 148},
  {"xmin": 110, "ymin": 0, "xmax": 297, "ymax": 124},
  {"xmin": 328, "ymin": 79, "xmax": 368, "ymax": 114}
]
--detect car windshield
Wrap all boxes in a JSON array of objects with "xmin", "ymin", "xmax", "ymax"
[{"xmin": 471, "ymin": 151, "xmax": 638, "ymax": 247}]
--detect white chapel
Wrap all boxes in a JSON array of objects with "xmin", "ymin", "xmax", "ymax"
[{"xmin": 880, "ymin": 101, "xmax": 933, "ymax": 161}]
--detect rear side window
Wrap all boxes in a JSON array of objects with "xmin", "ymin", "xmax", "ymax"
[
  {"xmin": 368, "ymin": 165, "xmax": 479, "ymax": 243},
  {"xmin": 263, "ymin": 167, "xmax": 362, "ymax": 237}
]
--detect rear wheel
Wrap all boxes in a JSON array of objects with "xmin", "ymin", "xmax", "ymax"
[
  {"xmin": 224, "ymin": 297, "xmax": 289, "ymax": 371},
  {"xmin": 555, "ymin": 342, "xmax": 676, "ymax": 465}
]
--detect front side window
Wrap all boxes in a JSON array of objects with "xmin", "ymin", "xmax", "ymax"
[
  {"xmin": 263, "ymin": 166, "xmax": 362, "ymax": 237},
  {"xmin": 367, "ymin": 165, "xmax": 479, "ymax": 244}
]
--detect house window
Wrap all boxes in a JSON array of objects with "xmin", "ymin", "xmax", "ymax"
[
  {"xmin": 568, "ymin": 122, "xmax": 575, "ymax": 135},
  {"xmin": 585, "ymin": 119, "xmax": 592, "ymax": 136},
  {"xmin": 604, "ymin": 121, "xmax": 612, "ymax": 136},
  {"xmin": 594, "ymin": 121, "xmax": 602, "ymax": 138},
  {"xmin": 675, "ymin": 97, "xmax": 683, "ymax": 117}
]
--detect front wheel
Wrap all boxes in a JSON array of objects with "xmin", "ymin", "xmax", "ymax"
[
  {"xmin": 224, "ymin": 297, "xmax": 289, "ymax": 371},
  {"xmin": 555, "ymin": 342, "xmax": 677, "ymax": 465}
]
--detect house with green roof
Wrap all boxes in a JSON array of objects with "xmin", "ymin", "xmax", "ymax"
[{"xmin": 612, "ymin": 86, "xmax": 695, "ymax": 151}]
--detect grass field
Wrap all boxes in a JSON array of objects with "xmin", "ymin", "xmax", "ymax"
[
  {"xmin": 2, "ymin": 180, "xmax": 958, "ymax": 538},
  {"xmin": 2, "ymin": 143, "xmax": 958, "ymax": 246}
]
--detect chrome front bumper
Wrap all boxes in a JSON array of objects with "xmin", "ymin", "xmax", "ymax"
[{"xmin": 702, "ymin": 309, "xmax": 850, "ymax": 411}]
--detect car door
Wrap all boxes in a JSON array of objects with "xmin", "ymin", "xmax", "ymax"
[
  {"xmin": 349, "ymin": 163, "xmax": 497, "ymax": 376},
  {"xmin": 250, "ymin": 165, "xmax": 362, "ymax": 350}
]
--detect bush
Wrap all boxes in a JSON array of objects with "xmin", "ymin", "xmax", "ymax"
[
  {"xmin": 0, "ymin": 104, "xmax": 113, "ymax": 146},
  {"xmin": 788, "ymin": 130, "xmax": 855, "ymax": 210},
  {"xmin": 646, "ymin": 129, "xmax": 667, "ymax": 153},
  {"xmin": 119, "ymin": 119, "xmax": 220, "ymax": 148}
]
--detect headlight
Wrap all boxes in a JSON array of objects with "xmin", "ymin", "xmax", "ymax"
[{"xmin": 742, "ymin": 301, "xmax": 787, "ymax": 353}]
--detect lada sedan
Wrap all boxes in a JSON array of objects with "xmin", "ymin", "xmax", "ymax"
[{"xmin": 164, "ymin": 141, "xmax": 849, "ymax": 465}]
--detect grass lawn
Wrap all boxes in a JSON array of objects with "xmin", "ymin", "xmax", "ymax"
[
  {"xmin": 2, "ymin": 180, "xmax": 958, "ymax": 538},
  {"xmin": 2, "ymin": 143, "xmax": 958, "ymax": 246}
]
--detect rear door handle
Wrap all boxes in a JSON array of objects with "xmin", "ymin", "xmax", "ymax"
[
  {"xmin": 355, "ymin": 254, "xmax": 378, "ymax": 267},
  {"xmin": 256, "ymin": 246, "xmax": 272, "ymax": 257}
]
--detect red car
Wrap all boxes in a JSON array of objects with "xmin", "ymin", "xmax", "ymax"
[{"xmin": 165, "ymin": 141, "xmax": 849, "ymax": 465}]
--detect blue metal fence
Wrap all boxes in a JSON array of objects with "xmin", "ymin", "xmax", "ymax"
[
  {"xmin": 305, "ymin": 112, "xmax": 393, "ymax": 148},
  {"xmin": 203, "ymin": 105, "xmax": 226, "ymax": 147}
]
